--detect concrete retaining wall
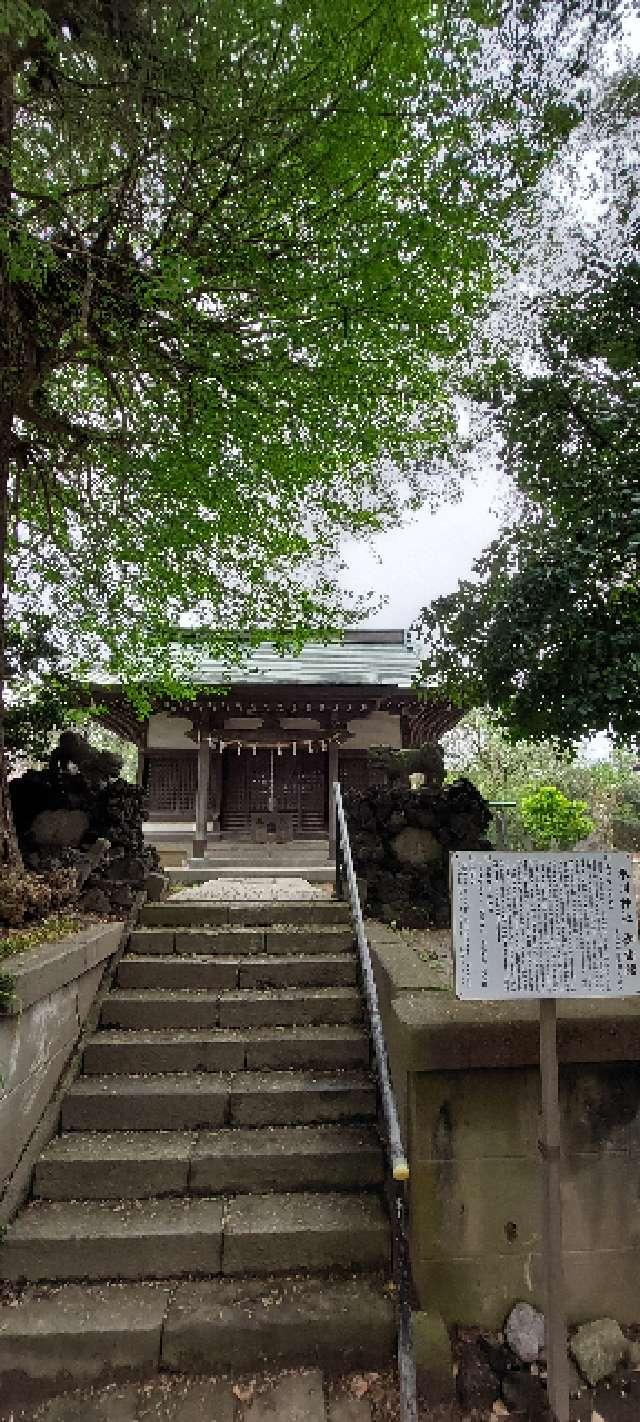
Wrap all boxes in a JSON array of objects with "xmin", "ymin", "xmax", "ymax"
[
  {"xmin": 368, "ymin": 922, "xmax": 640, "ymax": 1329},
  {"xmin": 0, "ymin": 923, "xmax": 123, "ymax": 1210}
]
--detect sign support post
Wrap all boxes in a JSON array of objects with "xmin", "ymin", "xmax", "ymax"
[{"xmin": 538, "ymin": 998, "xmax": 569, "ymax": 1422}]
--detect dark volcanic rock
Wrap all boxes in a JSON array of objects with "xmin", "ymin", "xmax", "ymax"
[
  {"xmin": 344, "ymin": 773, "xmax": 492, "ymax": 928},
  {"xmin": 456, "ymin": 1343, "xmax": 500, "ymax": 1411}
]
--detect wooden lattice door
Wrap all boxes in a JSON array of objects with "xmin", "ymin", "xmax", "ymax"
[{"xmin": 145, "ymin": 753, "xmax": 198, "ymax": 818}]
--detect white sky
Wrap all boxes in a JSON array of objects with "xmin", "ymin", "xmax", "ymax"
[{"xmin": 340, "ymin": 473, "xmax": 501, "ymax": 629}]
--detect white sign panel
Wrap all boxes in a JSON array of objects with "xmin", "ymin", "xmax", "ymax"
[{"xmin": 451, "ymin": 852, "xmax": 639, "ymax": 1000}]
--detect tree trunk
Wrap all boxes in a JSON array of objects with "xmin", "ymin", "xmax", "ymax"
[{"xmin": 0, "ymin": 36, "xmax": 22, "ymax": 871}]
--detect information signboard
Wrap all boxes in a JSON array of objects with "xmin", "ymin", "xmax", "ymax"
[
  {"xmin": 451, "ymin": 851, "xmax": 639, "ymax": 1001},
  {"xmin": 449, "ymin": 849, "xmax": 640, "ymax": 1422}
]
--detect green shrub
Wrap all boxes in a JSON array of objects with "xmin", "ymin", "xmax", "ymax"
[{"xmin": 519, "ymin": 785, "xmax": 595, "ymax": 849}]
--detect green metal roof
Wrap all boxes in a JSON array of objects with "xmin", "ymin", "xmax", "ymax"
[
  {"xmin": 95, "ymin": 630, "xmax": 425, "ymax": 691},
  {"xmin": 187, "ymin": 635, "xmax": 423, "ymax": 688}
]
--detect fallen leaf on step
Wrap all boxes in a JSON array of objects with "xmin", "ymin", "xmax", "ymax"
[
  {"xmin": 492, "ymin": 1403, "xmax": 509, "ymax": 1417},
  {"xmin": 233, "ymin": 1382, "xmax": 256, "ymax": 1403},
  {"xmin": 349, "ymin": 1373, "xmax": 379, "ymax": 1398}
]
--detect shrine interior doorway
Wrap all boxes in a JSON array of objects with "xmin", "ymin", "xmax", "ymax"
[{"xmin": 220, "ymin": 746, "xmax": 327, "ymax": 839}]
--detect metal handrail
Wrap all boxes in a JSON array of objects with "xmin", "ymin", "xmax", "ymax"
[{"xmin": 333, "ymin": 781, "xmax": 417, "ymax": 1422}]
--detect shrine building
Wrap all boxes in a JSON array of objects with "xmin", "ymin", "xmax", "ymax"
[{"xmin": 95, "ymin": 629, "xmax": 459, "ymax": 858}]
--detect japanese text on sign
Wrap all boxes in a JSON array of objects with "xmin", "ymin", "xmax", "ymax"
[{"xmin": 451, "ymin": 852, "xmax": 639, "ymax": 1000}]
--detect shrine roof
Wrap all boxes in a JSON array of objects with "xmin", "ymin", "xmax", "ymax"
[{"xmin": 94, "ymin": 629, "xmax": 427, "ymax": 691}]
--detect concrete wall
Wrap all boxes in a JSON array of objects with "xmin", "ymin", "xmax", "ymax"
[
  {"xmin": 0, "ymin": 923, "xmax": 123, "ymax": 1208},
  {"xmin": 408, "ymin": 1061, "xmax": 640, "ymax": 1328},
  {"xmin": 368, "ymin": 924, "xmax": 640, "ymax": 1329}
]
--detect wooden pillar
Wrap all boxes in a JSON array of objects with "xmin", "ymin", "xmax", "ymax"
[
  {"xmin": 210, "ymin": 747, "xmax": 222, "ymax": 838},
  {"xmin": 193, "ymin": 736, "xmax": 211, "ymax": 858},
  {"xmin": 328, "ymin": 740, "xmax": 339, "ymax": 856}
]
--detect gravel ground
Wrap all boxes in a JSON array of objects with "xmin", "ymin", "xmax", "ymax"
[{"xmin": 171, "ymin": 877, "xmax": 330, "ymax": 901}]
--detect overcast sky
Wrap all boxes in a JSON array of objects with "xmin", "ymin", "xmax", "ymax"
[{"xmin": 340, "ymin": 473, "xmax": 502, "ymax": 630}]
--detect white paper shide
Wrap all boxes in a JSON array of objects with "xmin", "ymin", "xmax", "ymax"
[{"xmin": 452, "ymin": 852, "xmax": 639, "ymax": 1000}]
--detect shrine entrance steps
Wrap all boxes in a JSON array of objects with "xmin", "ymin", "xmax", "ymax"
[
  {"xmin": 167, "ymin": 837, "xmax": 334, "ymax": 886},
  {"xmin": 0, "ymin": 896, "xmax": 394, "ymax": 1413}
]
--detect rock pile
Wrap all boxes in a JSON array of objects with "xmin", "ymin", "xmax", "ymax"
[
  {"xmin": 4, "ymin": 732, "xmax": 163, "ymax": 927},
  {"xmin": 455, "ymin": 1304, "xmax": 640, "ymax": 1417},
  {"xmin": 344, "ymin": 756, "xmax": 492, "ymax": 927}
]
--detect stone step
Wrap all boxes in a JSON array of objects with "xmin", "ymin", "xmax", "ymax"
[
  {"xmin": 129, "ymin": 925, "xmax": 354, "ymax": 955},
  {"xmin": 61, "ymin": 1071, "xmax": 376, "ymax": 1131},
  {"xmin": 140, "ymin": 901, "xmax": 350, "ymax": 928},
  {"xmin": 84, "ymin": 1025, "xmax": 370, "ymax": 1075},
  {"xmin": 33, "ymin": 1124, "xmax": 384, "ymax": 1199},
  {"xmin": 161, "ymin": 1273, "xmax": 395, "ymax": 1374},
  {"xmin": 34, "ymin": 1131, "xmax": 196, "ymax": 1199},
  {"xmin": 219, "ymin": 989, "xmax": 362, "ymax": 1029},
  {"xmin": 191, "ymin": 1124, "xmax": 384, "ymax": 1195},
  {"xmin": 101, "ymin": 987, "xmax": 362, "ymax": 1030},
  {"xmin": 0, "ymin": 1277, "xmax": 394, "ymax": 1402},
  {"xmin": 0, "ymin": 1193, "xmax": 388, "ymax": 1283},
  {"xmin": 166, "ymin": 866, "xmax": 334, "ymax": 884},
  {"xmin": 222, "ymin": 1192, "xmax": 389, "ymax": 1275},
  {"xmin": 85, "ymin": 1028, "xmax": 245, "ymax": 1074},
  {"xmin": 0, "ymin": 1198, "xmax": 224, "ymax": 1282},
  {"xmin": 117, "ymin": 954, "xmax": 357, "ymax": 992}
]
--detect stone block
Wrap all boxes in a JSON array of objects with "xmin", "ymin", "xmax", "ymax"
[
  {"xmin": 191, "ymin": 1124, "xmax": 383, "ymax": 1195},
  {"xmin": 84, "ymin": 1030, "xmax": 245, "ymax": 1076},
  {"xmin": 137, "ymin": 1379, "xmax": 234, "ymax": 1422},
  {"xmin": 161, "ymin": 1277, "xmax": 395, "ymax": 1374},
  {"xmin": 561, "ymin": 1153, "xmax": 640, "ymax": 1251},
  {"xmin": 409, "ymin": 1068, "xmax": 539, "ymax": 1162},
  {"xmin": 412, "ymin": 1251, "xmax": 540, "ymax": 1329},
  {"xmin": 410, "ymin": 1156, "xmax": 541, "ymax": 1263},
  {"xmin": 219, "ymin": 988, "xmax": 361, "ymax": 1029},
  {"xmin": 23, "ymin": 1382, "xmax": 140, "ymax": 1421},
  {"xmin": 238, "ymin": 954, "xmax": 356, "ymax": 990},
  {"xmin": 327, "ymin": 1398, "xmax": 372, "ymax": 1422},
  {"xmin": 0, "ymin": 1283, "xmax": 170, "ymax": 1401},
  {"xmin": 244, "ymin": 1026, "xmax": 369, "ymax": 1071},
  {"xmin": 128, "ymin": 929, "xmax": 175, "ymax": 955},
  {"xmin": 244, "ymin": 1372, "xmax": 325, "ymax": 1422},
  {"xmin": 174, "ymin": 928, "xmax": 264, "ymax": 954},
  {"xmin": 561, "ymin": 1064, "xmax": 640, "ymax": 1154},
  {"xmin": 412, "ymin": 1309, "xmax": 455, "ymax": 1404},
  {"xmin": 222, "ymin": 1192, "xmax": 389, "ymax": 1275},
  {"xmin": 34, "ymin": 1131, "xmax": 195, "ymax": 1200},
  {"xmin": 6, "ymin": 924, "xmax": 121, "ymax": 1015},
  {"xmin": 76, "ymin": 963, "xmax": 104, "ymax": 1024},
  {"xmin": 0, "ymin": 984, "xmax": 77, "ymax": 1094},
  {"xmin": 101, "ymin": 990, "xmax": 220, "ymax": 1031},
  {"xmin": 0, "ymin": 1044, "xmax": 72, "ymax": 1189},
  {"xmin": 0, "ymin": 1198, "xmax": 224, "ymax": 1282},
  {"xmin": 413, "ymin": 1246, "xmax": 640, "ymax": 1330},
  {"xmin": 229, "ymin": 1071, "xmax": 375, "ymax": 1128},
  {"xmin": 117, "ymin": 957, "xmax": 238, "ymax": 991},
  {"xmin": 61, "ymin": 1075, "xmax": 230, "ymax": 1132}
]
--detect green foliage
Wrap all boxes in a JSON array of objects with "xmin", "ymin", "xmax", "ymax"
[
  {"xmin": 443, "ymin": 708, "xmax": 638, "ymax": 847},
  {"xmin": 519, "ymin": 785, "xmax": 594, "ymax": 848},
  {"xmin": 420, "ymin": 254, "xmax": 640, "ymax": 742},
  {"xmin": 2, "ymin": 0, "xmax": 623, "ymax": 695}
]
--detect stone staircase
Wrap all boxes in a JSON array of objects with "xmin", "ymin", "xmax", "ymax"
[{"xmin": 0, "ymin": 897, "xmax": 395, "ymax": 1412}]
